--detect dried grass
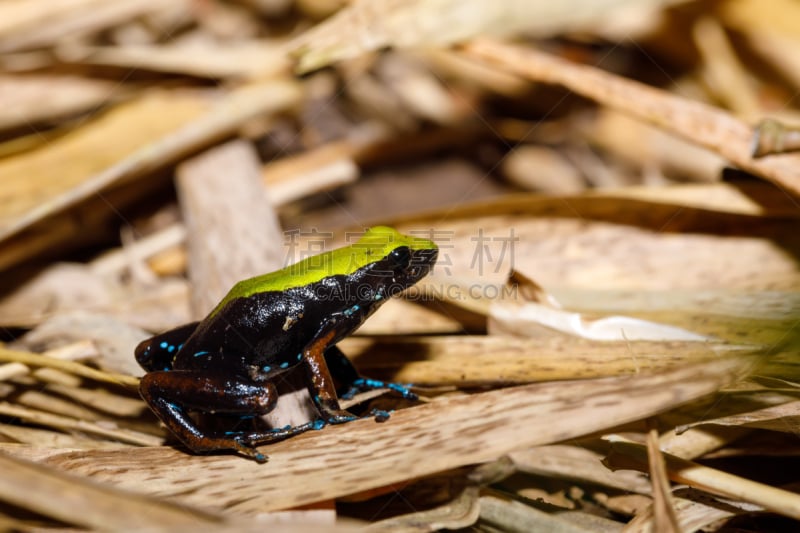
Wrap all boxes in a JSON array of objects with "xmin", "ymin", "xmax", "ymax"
[{"xmin": 0, "ymin": 0, "xmax": 798, "ymax": 530}]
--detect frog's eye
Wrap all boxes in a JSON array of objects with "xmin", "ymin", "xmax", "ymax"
[{"xmin": 388, "ymin": 246, "xmax": 411, "ymax": 269}]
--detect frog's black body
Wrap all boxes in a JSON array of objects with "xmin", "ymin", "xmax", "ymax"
[
  {"xmin": 136, "ymin": 242, "xmax": 437, "ymax": 462},
  {"xmin": 163, "ymin": 273, "xmax": 380, "ymax": 378}
]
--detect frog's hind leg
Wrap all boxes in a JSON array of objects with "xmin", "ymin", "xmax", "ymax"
[
  {"xmin": 139, "ymin": 370, "xmax": 284, "ymax": 462},
  {"xmin": 324, "ymin": 345, "xmax": 417, "ymax": 401}
]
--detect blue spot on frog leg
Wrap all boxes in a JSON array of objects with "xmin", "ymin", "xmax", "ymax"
[
  {"xmin": 342, "ymin": 304, "xmax": 361, "ymax": 317},
  {"xmin": 253, "ymin": 450, "xmax": 267, "ymax": 462}
]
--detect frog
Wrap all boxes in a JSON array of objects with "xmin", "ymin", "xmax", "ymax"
[{"xmin": 135, "ymin": 226, "xmax": 438, "ymax": 462}]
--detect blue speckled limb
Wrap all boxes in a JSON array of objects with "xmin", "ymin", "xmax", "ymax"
[
  {"xmin": 341, "ymin": 378, "xmax": 417, "ymax": 401},
  {"xmin": 230, "ymin": 421, "xmax": 328, "ymax": 462},
  {"xmin": 324, "ymin": 345, "xmax": 417, "ymax": 401}
]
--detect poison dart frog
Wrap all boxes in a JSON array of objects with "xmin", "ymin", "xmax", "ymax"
[{"xmin": 135, "ymin": 226, "xmax": 438, "ymax": 462}]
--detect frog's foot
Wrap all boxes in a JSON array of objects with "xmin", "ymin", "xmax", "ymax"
[
  {"xmin": 229, "ymin": 420, "xmax": 332, "ymax": 462},
  {"xmin": 341, "ymin": 378, "xmax": 417, "ymax": 401},
  {"xmin": 230, "ymin": 438, "xmax": 268, "ymax": 463},
  {"xmin": 318, "ymin": 407, "xmax": 358, "ymax": 425}
]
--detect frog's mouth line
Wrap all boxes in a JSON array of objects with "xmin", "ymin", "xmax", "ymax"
[{"xmin": 406, "ymin": 247, "xmax": 438, "ymax": 281}]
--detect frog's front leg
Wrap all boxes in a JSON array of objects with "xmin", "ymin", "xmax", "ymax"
[
  {"xmin": 324, "ymin": 345, "xmax": 417, "ymax": 401},
  {"xmin": 303, "ymin": 329, "xmax": 357, "ymax": 424},
  {"xmin": 139, "ymin": 371, "xmax": 306, "ymax": 462}
]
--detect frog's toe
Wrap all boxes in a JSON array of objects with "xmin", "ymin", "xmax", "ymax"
[
  {"xmin": 344, "ymin": 378, "xmax": 417, "ymax": 400},
  {"xmin": 385, "ymin": 382, "xmax": 417, "ymax": 400},
  {"xmin": 233, "ymin": 438, "xmax": 268, "ymax": 463}
]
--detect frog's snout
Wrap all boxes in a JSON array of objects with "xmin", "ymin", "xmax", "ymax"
[{"xmin": 408, "ymin": 247, "xmax": 438, "ymax": 281}]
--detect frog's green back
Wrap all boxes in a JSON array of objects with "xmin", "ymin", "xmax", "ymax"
[{"xmin": 210, "ymin": 226, "xmax": 436, "ymax": 316}]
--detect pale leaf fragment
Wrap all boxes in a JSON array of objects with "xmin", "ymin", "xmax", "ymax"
[{"xmin": 489, "ymin": 301, "xmax": 713, "ymax": 342}]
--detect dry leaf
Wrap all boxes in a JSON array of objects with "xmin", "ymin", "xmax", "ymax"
[{"xmin": 12, "ymin": 355, "xmax": 754, "ymax": 513}]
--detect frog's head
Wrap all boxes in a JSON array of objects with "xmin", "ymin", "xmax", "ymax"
[{"xmin": 356, "ymin": 226, "xmax": 438, "ymax": 294}]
